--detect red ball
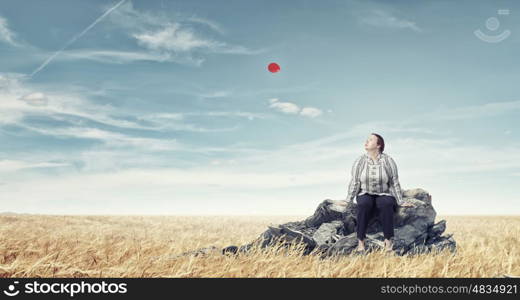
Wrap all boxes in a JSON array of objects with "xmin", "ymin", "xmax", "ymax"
[{"xmin": 268, "ymin": 62, "xmax": 280, "ymax": 73}]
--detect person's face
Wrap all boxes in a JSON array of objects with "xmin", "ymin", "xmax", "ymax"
[{"xmin": 364, "ymin": 134, "xmax": 380, "ymax": 151}]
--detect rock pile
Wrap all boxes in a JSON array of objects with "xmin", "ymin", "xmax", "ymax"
[{"xmin": 220, "ymin": 188, "xmax": 457, "ymax": 257}]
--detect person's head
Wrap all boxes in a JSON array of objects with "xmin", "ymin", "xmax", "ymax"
[{"xmin": 364, "ymin": 133, "xmax": 385, "ymax": 153}]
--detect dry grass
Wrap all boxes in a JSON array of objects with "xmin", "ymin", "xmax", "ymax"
[{"xmin": 0, "ymin": 214, "xmax": 518, "ymax": 278}]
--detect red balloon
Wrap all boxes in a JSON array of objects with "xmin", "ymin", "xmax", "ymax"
[{"xmin": 268, "ymin": 62, "xmax": 280, "ymax": 73}]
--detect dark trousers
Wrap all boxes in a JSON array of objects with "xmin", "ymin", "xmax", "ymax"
[{"xmin": 356, "ymin": 193, "xmax": 397, "ymax": 240}]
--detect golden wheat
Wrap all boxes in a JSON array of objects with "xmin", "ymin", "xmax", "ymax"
[{"xmin": 0, "ymin": 214, "xmax": 518, "ymax": 278}]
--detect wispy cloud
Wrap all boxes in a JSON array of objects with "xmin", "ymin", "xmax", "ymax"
[
  {"xmin": 29, "ymin": 0, "xmax": 127, "ymax": 78},
  {"xmin": 387, "ymin": 100, "xmax": 520, "ymax": 130},
  {"xmin": 359, "ymin": 9, "xmax": 422, "ymax": 32},
  {"xmin": 133, "ymin": 23, "xmax": 209, "ymax": 52},
  {"xmin": 186, "ymin": 15, "xmax": 226, "ymax": 35},
  {"xmin": 427, "ymin": 100, "xmax": 520, "ymax": 121},
  {"xmin": 0, "ymin": 16, "xmax": 22, "ymax": 47},
  {"xmin": 19, "ymin": 92, "xmax": 48, "ymax": 106},
  {"xmin": 131, "ymin": 20, "xmax": 266, "ymax": 56},
  {"xmin": 199, "ymin": 90, "xmax": 233, "ymax": 99},
  {"xmin": 19, "ymin": 125, "xmax": 182, "ymax": 151},
  {"xmin": 105, "ymin": 1, "xmax": 268, "ymax": 66},
  {"xmin": 0, "ymin": 159, "xmax": 69, "ymax": 173},
  {"xmin": 0, "ymin": 72, "xmax": 241, "ymax": 134},
  {"xmin": 138, "ymin": 111, "xmax": 272, "ymax": 123},
  {"xmin": 56, "ymin": 49, "xmax": 181, "ymax": 64}
]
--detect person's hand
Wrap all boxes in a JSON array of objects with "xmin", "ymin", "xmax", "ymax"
[{"xmin": 399, "ymin": 202, "xmax": 416, "ymax": 208}]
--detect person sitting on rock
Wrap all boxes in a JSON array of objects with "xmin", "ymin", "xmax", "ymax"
[{"xmin": 346, "ymin": 133, "xmax": 416, "ymax": 253}]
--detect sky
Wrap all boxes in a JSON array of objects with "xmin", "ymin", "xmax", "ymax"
[{"xmin": 0, "ymin": 0, "xmax": 519, "ymax": 216}]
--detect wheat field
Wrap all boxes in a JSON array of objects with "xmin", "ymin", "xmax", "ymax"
[{"xmin": 0, "ymin": 214, "xmax": 518, "ymax": 278}]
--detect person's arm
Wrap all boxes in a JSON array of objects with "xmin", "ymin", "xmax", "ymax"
[
  {"xmin": 346, "ymin": 156, "xmax": 362, "ymax": 202},
  {"xmin": 386, "ymin": 155, "xmax": 404, "ymax": 205}
]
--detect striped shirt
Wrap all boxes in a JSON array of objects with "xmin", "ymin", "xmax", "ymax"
[{"xmin": 346, "ymin": 152, "xmax": 404, "ymax": 205}]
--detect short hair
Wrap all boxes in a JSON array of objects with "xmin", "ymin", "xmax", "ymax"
[{"xmin": 371, "ymin": 133, "xmax": 385, "ymax": 153}]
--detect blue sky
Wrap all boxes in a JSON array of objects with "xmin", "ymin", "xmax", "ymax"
[{"xmin": 0, "ymin": 0, "xmax": 519, "ymax": 215}]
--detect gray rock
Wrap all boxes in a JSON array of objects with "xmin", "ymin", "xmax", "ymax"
[
  {"xmin": 428, "ymin": 220, "xmax": 447, "ymax": 238},
  {"xmin": 304, "ymin": 199, "xmax": 349, "ymax": 227},
  {"xmin": 312, "ymin": 220, "xmax": 344, "ymax": 246},
  {"xmin": 222, "ymin": 245, "xmax": 239, "ymax": 254},
  {"xmin": 403, "ymin": 188, "xmax": 432, "ymax": 205},
  {"xmin": 279, "ymin": 224, "xmax": 316, "ymax": 251},
  {"xmin": 325, "ymin": 233, "xmax": 358, "ymax": 256}
]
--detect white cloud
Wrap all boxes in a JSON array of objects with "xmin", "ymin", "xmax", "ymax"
[
  {"xmin": 136, "ymin": 111, "xmax": 251, "ymax": 131},
  {"xmin": 104, "ymin": 1, "xmax": 267, "ymax": 66},
  {"xmin": 18, "ymin": 125, "xmax": 181, "ymax": 151},
  {"xmin": 132, "ymin": 22, "xmax": 265, "ymax": 55},
  {"xmin": 269, "ymin": 99, "xmax": 300, "ymax": 114},
  {"xmin": 0, "ymin": 73, "xmax": 149, "ymax": 129},
  {"xmin": 137, "ymin": 112, "xmax": 184, "ymax": 121},
  {"xmin": 189, "ymin": 111, "xmax": 271, "ymax": 121},
  {"xmin": 359, "ymin": 10, "xmax": 422, "ymax": 33},
  {"xmin": 19, "ymin": 92, "xmax": 48, "ymax": 106},
  {"xmin": 132, "ymin": 111, "xmax": 251, "ymax": 132},
  {"xmin": 300, "ymin": 107, "xmax": 323, "ymax": 118},
  {"xmin": 133, "ymin": 22, "xmax": 218, "ymax": 52},
  {"xmin": 199, "ymin": 90, "xmax": 232, "ymax": 99},
  {"xmin": 57, "ymin": 49, "xmax": 191, "ymax": 65},
  {"xmin": 0, "ymin": 160, "xmax": 69, "ymax": 173},
  {"xmin": 0, "ymin": 16, "xmax": 22, "ymax": 47},
  {"xmin": 268, "ymin": 98, "xmax": 323, "ymax": 118},
  {"xmin": 0, "ymin": 73, "xmax": 240, "ymax": 134},
  {"xmin": 186, "ymin": 16, "xmax": 226, "ymax": 35}
]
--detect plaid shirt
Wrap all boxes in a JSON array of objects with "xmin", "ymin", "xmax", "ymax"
[{"xmin": 346, "ymin": 152, "xmax": 404, "ymax": 205}]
